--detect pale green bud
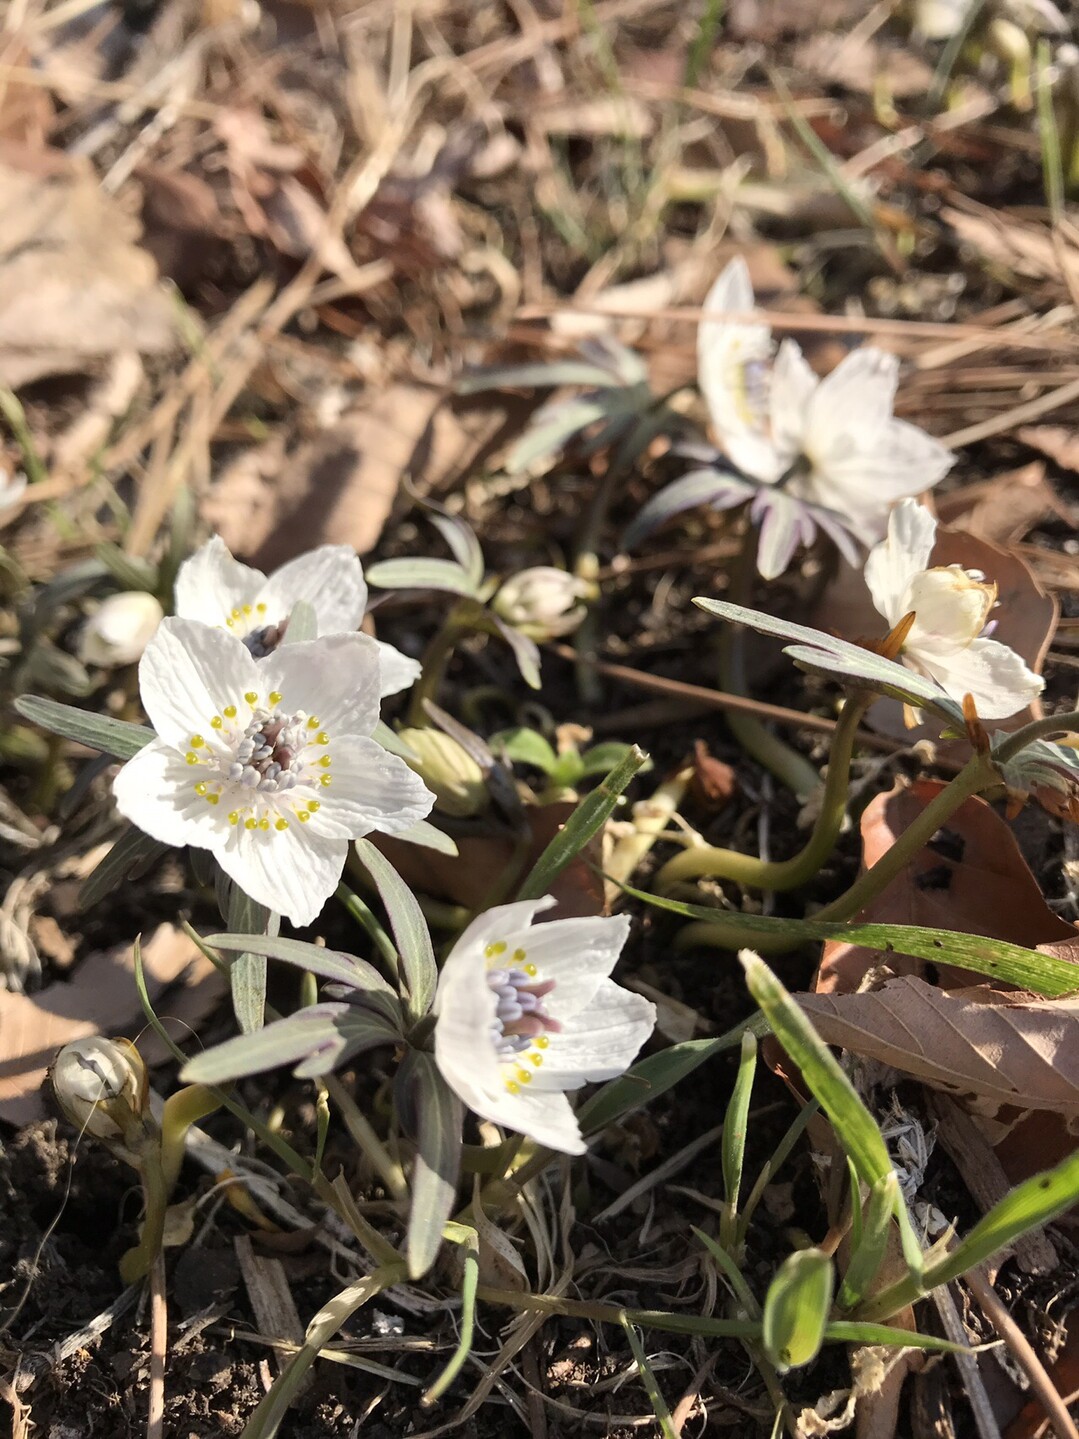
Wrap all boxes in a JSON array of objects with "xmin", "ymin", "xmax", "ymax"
[
  {"xmin": 492, "ymin": 567, "xmax": 593, "ymax": 640},
  {"xmin": 51, "ymin": 1036, "xmax": 152, "ymax": 1162},
  {"xmin": 397, "ymin": 728, "xmax": 489, "ymax": 817},
  {"xmin": 762, "ymin": 1248, "xmax": 835, "ymax": 1372}
]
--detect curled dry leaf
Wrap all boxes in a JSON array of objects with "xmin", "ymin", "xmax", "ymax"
[
  {"xmin": 0, "ymin": 157, "xmax": 175, "ymax": 387},
  {"xmin": 0, "ymin": 923, "xmax": 227, "ymax": 1126},
  {"xmin": 934, "ymin": 461, "xmax": 1064, "ymax": 547}
]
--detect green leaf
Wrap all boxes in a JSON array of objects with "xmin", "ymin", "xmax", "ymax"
[
  {"xmin": 741, "ymin": 952, "xmax": 894, "ymax": 1189},
  {"xmin": 79, "ymin": 826, "xmax": 169, "ymax": 910},
  {"xmin": 489, "ymin": 727, "xmax": 560, "ymax": 775},
  {"xmin": 428, "ymin": 512, "xmax": 486, "ymax": 589},
  {"xmin": 353, "ymin": 839, "xmax": 437, "ymax": 1019},
  {"xmin": 721, "ymin": 1031, "xmax": 756, "ymax": 1247},
  {"xmin": 181, "ymin": 1004, "xmax": 399, "ymax": 1084},
  {"xmin": 516, "ymin": 744, "xmax": 648, "ymax": 901},
  {"xmin": 403, "ymin": 1051, "xmax": 464, "ymax": 1280},
  {"xmin": 578, "ymin": 1021, "xmax": 764, "ymax": 1135},
  {"xmin": 623, "ymin": 885, "xmax": 1079, "ymax": 998},
  {"xmin": 15, "ymin": 694, "xmax": 154, "ymax": 759},
  {"xmin": 839, "ymin": 1173, "xmax": 901, "ymax": 1311},
  {"xmin": 488, "ymin": 613, "xmax": 542, "ymax": 689},
  {"xmin": 204, "ymin": 932, "xmax": 401, "ymax": 1024},
  {"xmin": 762, "ymin": 1249, "xmax": 835, "ymax": 1371},
  {"xmin": 421, "ymin": 1223, "xmax": 479, "ymax": 1405},
  {"xmin": 94, "ymin": 543, "xmax": 156, "ymax": 592},
  {"xmin": 365, "ymin": 557, "xmax": 480, "ymax": 598},
  {"xmin": 388, "ymin": 818, "xmax": 459, "ymax": 856},
  {"xmin": 456, "ymin": 360, "xmax": 621, "ymax": 393},
  {"xmin": 226, "ymin": 885, "xmax": 278, "ymax": 1034},
  {"xmin": 693, "ymin": 598, "xmax": 966, "ymax": 724}
]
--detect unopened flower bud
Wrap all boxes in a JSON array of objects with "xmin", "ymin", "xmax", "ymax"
[
  {"xmin": 51, "ymin": 1036, "xmax": 151, "ymax": 1160},
  {"xmin": 398, "ymin": 728, "xmax": 489, "ymax": 817},
  {"xmin": 492, "ymin": 567, "xmax": 592, "ymax": 640},
  {"xmin": 80, "ymin": 592, "xmax": 164, "ymax": 667}
]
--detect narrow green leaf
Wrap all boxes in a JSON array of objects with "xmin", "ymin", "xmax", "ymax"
[
  {"xmin": 488, "ymin": 613, "xmax": 542, "ymax": 689},
  {"xmin": 79, "ymin": 826, "xmax": 169, "ymax": 910},
  {"xmin": 489, "ymin": 727, "xmax": 560, "ymax": 775},
  {"xmin": 181, "ymin": 1005, "xmax": 399, "ymax": 1084},
  {"xmin": 15, "ymin": 694, "xmax": 154, "ymax": 759},
  {"xmin": 623, "ymin": 883, "xmax": 1079, "ymax": 999},
  {"xmin": 428, "ymin": 512, "xmax": 486, "ymax": 589},
  {"xmin": 622, "ymin": 1322, "xmax": 679, "ymax": 1439},
  {"xmin": 839, "ymin": 1173, "xmax": 901, "ymax": 1311},
  {"xmin": 404, "ymin": 1052, "xmax": 464, "ymax": 1279},
  {"xmin": 353, "ymin": 839, "xmax": 437, "ymax": 1019},
  {"xmin": 204, "ymin": 932, "xmax": 401, "ymax": 1022},
  {"xmin": 455, "ymin": 360, "xmax": 618, "ymax": 393},
  {"xmin": 516, "ymin": 743, "xmax": 648, "ymax": 901},
  {"xmin": 366, "ymin": 557, "xmax": 480, "ymax": 598},
  {"xmin": 721, "ymin": 1030, "xmax": 757, "ymax": 1246},
  {"xmin": 741, "ymin": 952, "xmax": 893, "ymax": 1188},
  {"xmin": 421, "ymin": 1222, "xmax": 479, "ymax": 1406},
  {"xmin": 762, "ymin": 1249, "xmax": 835, "ymax": 1371},
  {"xmin": 226, "ymin": 886, "xmax": 277, "ymax": 1034},
  {"xmin": 94, "ymin": 543, "xmax": 156, "ymax": 592}
]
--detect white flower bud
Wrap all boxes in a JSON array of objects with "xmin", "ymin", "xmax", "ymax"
[
  {"xmin": 492, "ymin": 567, "xmax": 592, "ymax": 639},
  {"xmin": 51, "ymin": 1036, "xmax": 149, "ymax": 1153},
  {"xmin": 79, "ymin": 592, "xmax": 164, "ymax": 667},
  {"xmin": 398, "ymin": 728, "xmax": 489, "ymax": 817}
]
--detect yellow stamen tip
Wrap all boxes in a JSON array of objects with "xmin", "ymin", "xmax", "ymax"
[
  {"xmin": 244, "ymin": 817, "xmax": 257, "ymax": 829},
  {"xmin": 485, "ymin": 941, "xmax": 507, "ymax": 959},
  {"xmin": 505, "ymin": 1080, "xmax": 520, "ymax": 1095},
  {"xmin": 307, "ymin": 716, "xmax": 320, "ymax": 729},
  {"xmin": 275, "ymin": 818, "xmax": 288, "ymax": 831},
  {"xmin": 317, "ymin": 756, "xmax": 331, "ymax": 768},
  {"xmin": 242, "ymin": 605, "xmax": 252, "ymax": 616},
  {"xmin": 228, "ymin": 811, "xmax": 239, "ymax": 825},
  {"xmin": 515, "ymin": 1069, "xmax": 531, "ymax": 1085},
  {"xmin": 529, "ymin": 1053, "xmax": 543, "ymax": 1066},
  {"xmin": 297, "ymin": 811, "xmax": 310, "ymax": 822},
  {"xmin": 524, "ymin": 963, "xmax": 537, "ymax": 978},
  {"xmin": 207, "ymin": 793, "xmax": 220, "ymax": 805},
  {"xmin": 190, "ymin": 734, "xmax": 205, "ymax": 748},
  {"xmin": 512, "ymin": 948, "xmax": 527, "ymax": 962},
  {"xmin": 268, "ymin": 691, "xmax": 282, "ymax": 707},
  {"xmin": 244, "ymin": 691, "xmax": 257, "ymax": 705},
  {"xmin": 258, "ymin": 818, "xmax": 270, "ymax": 830},
  {"xmin": 211, "ymin": 716, "xmax": 223, "ymax": 729},
  {"xmin": 319, "ymin": 775, "xmax": 332, "ymax": 787},
  {"xmin": 307, "ymin": 800, "xmax": 320, "ymax": 812},
  {"xmin": 185, "ymin": 752, "xmax": 199, "ymax": 765},
  {"xmin": 535, "ymin": 1035, "xmax": 550, "ymax": 1050},
  {"xmin": 256, "ymin": 603, "xmax": 267, "ymax": 614},
  {"xmin": 316, "ymin": 731, "xmax": 329, "ymax": 745},
  {"xmin": 194, "ymin": 782, "xmax": 208, "ymax": 796},
  {"xmin": 224, "ymin": 705, "xmax": 237, "ymax": 719}
]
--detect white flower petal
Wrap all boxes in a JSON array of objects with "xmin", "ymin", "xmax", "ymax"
[
  {"xmin": 918, "ymin": 637, "xmax": 1044, "ymax": 719},
  {"xmin": 375, "ymin": 639, "xmax": 421, "ymax": 697},
  {"xmin": 259, "ymin": 633, "xmax": 383, "ymax": 736},
  {"xmin": 805, "ymin": 348, "xmax": 900, "ymax": 453},
  {"xmin": 218, "ymin": 817, "xmax": 345, "ymax": 926},
  {"xmin": 486, "ymin": 1088, "xmax": 586, "ymax": 1154},
  {"xmin": 174, "ymin": 537, "xmax": 265, "ymax": 626},
  {"xmin": 697, "ymin": 258, "xmax": 784, "ymax": 483},
  {"xmin": 528, "ymin": 980, "xmax": 655, "ymax": 1091},
  {"xmin": 445, "ymin": 900, "xmax": 555, "ymax": 967},
  {"xmin": 769, "ymin": 339, "xmax": 817, "ymax": 465},
  {"xmin": 113, "ymin": 738, "xmax": 228, "ymax": 850},
  {"xmin": 138, "ymin": 618, "xmax": 258, "ymax": 749},
  {"xmin": 305, "ymin": 735, "xmax": 434, "ymax": 840},
  {"xmin": 506, "ymin": 913, "xmax": 632, "ymax": 1023},
  {"xmin": 256, "ymin": 546, "xmax": 368, "ymax": 636},
  {"xmin": 864, "ymin": 499, "xmax": 938, "ymax": 628},
  {"xmin": 804, "ymin": 420, "xmax": 953, "ymax": 541},
  {"xmin": 904, "ymin": 567, "xmax": 994, "ymax": 657}
]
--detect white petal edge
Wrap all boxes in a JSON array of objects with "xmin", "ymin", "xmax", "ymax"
[
  {"xmin": 511, "ymin": 913, "xmax": 632, "ymax": 1023},
  {"xmin": 864, "ymin": 499, "xmax": 938, "ymax": 628},
  {"xmin": 113, "ymin": 738, "xmax": 229, "ymax": 851},
  {"xmin": 138, "ymin": 618, "xmax": 259, "ymax": 749},
  {"xmin": 256, "ymin": 546, "xmax": 368, "ymax": 636},
  {"xmin": 375, "ymin": 640, "xmax": 421, "ymax": 698},
  {"xmin": 174, "ymin": 537, "xmax": 265, "ymax": 627},
  {"xmin": 917, "ymin": 637, "xmax": 1045, "ymax": 720},
  {"xmin": 259, "ymin": 633, "xmax": 383, "ymax": 737},
  {"xmin": 528, "ymin": 979, "xmax": 656, "ymax": 1092},
  {"xmin": 217, "ymin": 818, "xmax": 346, "ymax": 926},
  {"xmin": 305, "ymin": 735, "xmax": 434, "ymax": 841},
  {"xmin": 769, "ymin": 339, "xmax": 817, "ymax": 469}
]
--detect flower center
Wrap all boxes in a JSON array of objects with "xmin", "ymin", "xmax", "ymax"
[
  {"xmin": 484, "ymin": 940, "xmax": 560, "ymax": 1094},
  {"xmin": 223, "ymin": 602, "xmax": 289, "ymax": 657},
  {"xmin": 184, "ymin": 691, "xmax": 333, "ymax": 831}
]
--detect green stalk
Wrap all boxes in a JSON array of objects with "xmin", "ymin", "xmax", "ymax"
[
  {"xmin": 407, "ymin": 602, "xmax": 476, "ymax": 725},
  {"xmin": 993, "ymin": 708, "xmax": 1079, "ymax": 761},
  {"xmin": 119, "ymin": 1147, "xmax": 170, "ymax": 1284},
  {"xmin": 657, "ymin": 696, "xmax": 869, "ymax": 892},
  {"xmin": 160, "ymin": 1084, "xmax": 220, "ymax": 1194}
]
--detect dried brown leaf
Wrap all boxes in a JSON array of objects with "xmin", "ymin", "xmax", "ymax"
[
  {"xmin": 799, "ymin": 977, "xmax": 1079, "ymax": 1118},
  {"xmin": 0, "ymin": 924, "xmax": 226, "ymax": 1126},
  {"xmin": 934, "ymin": 461, "xmax": 1063, "ymax": 546},
  {"xmin": 1018, "ymin": 425, "xmax": 1079, "ymax": 476},
  {"xmin": 0, "ymin": 157, "xmax": 175, "ymax": 387}
]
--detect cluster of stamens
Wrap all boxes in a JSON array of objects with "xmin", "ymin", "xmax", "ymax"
[
  {"xmin": 484, "ymin": 940, "xmax": 559, "ymax": 1094},
  {"xmin": 224, "ymin": 601, "xmax": 289, "ymax": 658},
  {"xmin": 186, "ymin": 691, "xmax": 333, "ymax": 832}
]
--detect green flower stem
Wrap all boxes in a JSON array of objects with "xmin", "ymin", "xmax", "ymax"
[
  {"xmin": 656, "ymin": 696, "xmax": 870, "ymax": 893},
  {"xmin": 407, "ymin": 602, "xmax": 478, "ymax": 725},
  {"xmin": 119, "ymin": 1146, "xmax": 170, "ymax": 1285},
  {"xmin": 679, "ymin": 750, "xmax": 999, "ymax": 954},
  {"xmin": 322, "ymin": 1074, "xmax": 408, "ymax": 1201},
  {"xmin": 160, "ymin": 1084, "xmax": 221, "ymax": 1194},
  {"xmin": 993, "ymin": 708, "xmax": 1079, "ymax": 762}
]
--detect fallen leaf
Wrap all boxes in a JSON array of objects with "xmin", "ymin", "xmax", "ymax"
[
  {"xmin": 0, "ymin": 156, "xmax": 175, "ymax": 387},
  {"xmin": 943, "ymin": 204, "xmax": 1079, "ymax": 294},
  {"xmin": 0, "ymin": 924, "xmax": 227, "ymax": 1126},
  {"xmin": 799, "ymin": 978, "xmax": 1079, "ymax": 1119},
  {"xmin": 817, "ymin": 780, "xmax": 1077, "ymax": 998},
  {"xmin": 793, "ymin": 35, "xmax": 934, "ymax": 98}
]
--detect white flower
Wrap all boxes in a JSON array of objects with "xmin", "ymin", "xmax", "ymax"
[
  {"xmin": 113, "ymin": 618, "xmax": 434, "ymax": 925},
  {"xmin": 864, "ymin": 499, "xmax": 1044, "ymax": 719},
  {"xmin": 433, "ymin": 898, "xmax": 655, "ymax": 1154},
  {"xmin": 79, "ymin": 591, "xmax": 164, "ymax": 667},
  {"xmin": 51, "ymin": 1036, "xmax": 148, "ymax": 1153},
  {"xmin": 0, "ymin": 466, "xmax": 27, "ymax": 518},
  {"xmin": 174, "ymin": 536, "xmax": 419, "ymax": 696},
  {"xmin": 492, "ymin": 566, "xmax": 592, "ymax": 639},
  {"xmin": 696, "ymin": 258, "xmax": 954, "ymax": 573}
]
